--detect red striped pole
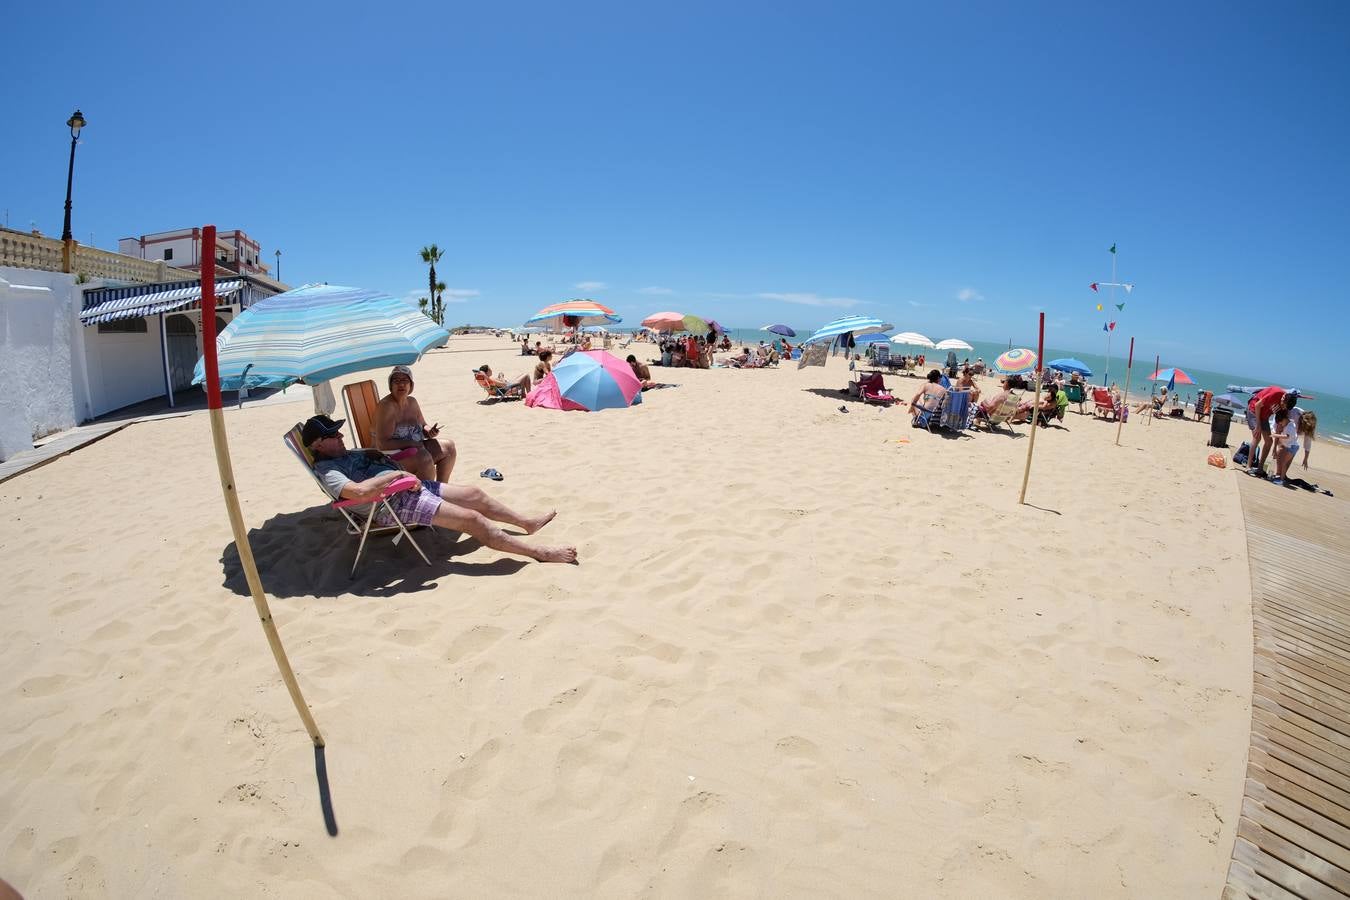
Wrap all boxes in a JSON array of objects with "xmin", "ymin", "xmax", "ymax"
[{"xmin": 200, "ymin": 225, "xmax": 324, "ymax": 747}]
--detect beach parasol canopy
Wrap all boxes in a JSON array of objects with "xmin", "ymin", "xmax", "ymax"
[
  {"xmin": 994, "ymin": 348, "xmax": 1038, "ymax": 376},
  {"xmin": 191, "ymin": 283, "xmax": 450, "ymax": 391},
  {"xmin": 934, "ymin": 338, "xmax": 974, "ymax": 352},
  {"xmin": 1213, "ymin": 392, "xmax": 1248, "ymax": 412},
  {"xmin": 641, "ymin": 311, "xmax": 714, "ymax": 333},
  {"xmin": 761, "ymin": 323, "xmax": 797, "ymax": 337},
  {"xmin": 803, "ymin": 314, "xmax": 894, "ymax": 346},
  {"xmin": 1148, "ymin": 367, "xmax": 1195, "ymax": 385},
  {"xmin": 1047, "ymin": 357, "xmax": 1093, "ymax": 377},
  {"xmin": 853, "ymin": 332, "xmax": 893, "ymax": 343},
  {"xmin": 525, "ymin": 350, "xmax": 642, "ymax": 411},
  {"xmin": 890, "ymin": 332, "xmax": 936, "ymax": 349},
  {"xmin": 525, "ymin": 299, "xmax": 621, "ymax": 330}
]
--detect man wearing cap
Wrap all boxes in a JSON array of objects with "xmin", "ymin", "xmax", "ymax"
[{"xmin": 302, "ymin": 415, "xmax": 577, "ymax": 564}]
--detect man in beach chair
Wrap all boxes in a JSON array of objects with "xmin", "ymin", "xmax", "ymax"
[
  {"xmin": 297, "ymin": 415, "xmax": 577, "ymax": 567},
  {"xmin": 1091, "ymin": 388, "xmax": 1116, "ymax": 420},
  {"xmin": 855, "ymin": 370, "xmax": 896, "ymax": 405},
  {"xmin": 474, "ymin": 366, "xmax": 530, "ymax": 400}
]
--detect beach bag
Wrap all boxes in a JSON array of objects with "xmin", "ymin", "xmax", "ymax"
[
  {"xmin": 1233, "ymin": 442, "xmax": 1250, "ymax": 467},
  {"xmin": 1208, "ymin": 452, "xmax": 1226, "ymax": 469}
]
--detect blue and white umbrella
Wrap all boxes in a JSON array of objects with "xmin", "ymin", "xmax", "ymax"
[
  {"xmin": 760, "ymin": 323, "xmax": 796, "ymax": 337},
  {"xmin": 192, "ymin": 283, "xmax": 450, "ymax": 390},
  {"xmin": 802, "ymin": 314, "xmax": 894, "ymax": 346}
]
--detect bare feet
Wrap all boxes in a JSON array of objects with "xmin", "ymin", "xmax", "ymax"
[
  {"xmin": 523, "ymin": 510, "xmax": 558, "ymax": 535},
  {"xmin": 535, "ymin": 545, "xmax": 579, "ymax": 564}
]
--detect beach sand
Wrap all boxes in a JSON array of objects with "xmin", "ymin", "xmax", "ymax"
[{"xmin": 4, "ymin": 335, "xmax": 1344, "ymax": 897}]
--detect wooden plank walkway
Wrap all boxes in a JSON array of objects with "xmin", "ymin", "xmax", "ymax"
[{"xmin": 1224, "ymin": 467, "xmax": 1350, "ymax": 899}]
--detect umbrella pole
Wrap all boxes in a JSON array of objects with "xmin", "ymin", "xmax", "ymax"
[
  {"xmin": 1147, "ymin": 354, "xmax": 1159, "ymax": 429},
  {"xmin": 1018, "ymin": 313, "xmax": 1045, "ymax": 505},
  {"xmin": 1115, "ymin": 337, "xmax": 1134, "ymax": 446},
  {"xmin": 200, "ymin": 225, "xmax": 325, "ymax": 748}
]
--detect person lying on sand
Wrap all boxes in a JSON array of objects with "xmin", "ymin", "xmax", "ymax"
[
  {"xmin": 478, "ymin": 365, "xmax": 531, "ymax": 396},
  {"xmin": 304, "ymin": 415, "xmax": 577, "ymax": 564}
]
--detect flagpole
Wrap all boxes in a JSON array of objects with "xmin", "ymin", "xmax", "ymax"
[
  {"xmin": 200, "ymin": 224, "xmax": 324, "ymax": 748},
  {"xmin": 1018, "ymin": 312, "xmax": 1045, "ymax": 506},
  {"xmin": 1115, "ymin": 337, "xmax": 1134, "ymax": 446},
  {"xmin": 1147, "ymin": 354, "xmax": 1159, "ymax": 429},
  {"xmin": 1104, "ymin": 245, "xmax": 1116, "ymax": 385}
]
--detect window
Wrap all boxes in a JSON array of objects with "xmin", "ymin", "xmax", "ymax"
[
  {"xmin": 164, "ymin": 247, "xmax": 174, "ymax": 260},
  {"xmin": 98, "ymin": 318, "xmax": 148, "ymax": 334}
]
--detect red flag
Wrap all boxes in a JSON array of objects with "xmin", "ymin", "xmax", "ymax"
[
  {"xmin": 1108, "ymin": 321, "xmax": 1116, "ymax": 331},
  {"xmin": 1090, "ymin": 283, "xmax": 1099, "ymax": 292}
]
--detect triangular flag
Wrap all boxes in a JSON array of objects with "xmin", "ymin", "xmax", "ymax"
[
  {"xmin": 1108, "ymin": 321, "xmax": 1116, "ymax": 331},
  {"xmin": 1090, "ymin": 283, "xmax": 1099, "ymax": 292},
  {"xmin": 1109, "ymin": 243, "xmax": 1117, "ymax": 254},
  {"xmin": 1123, "ymin": 284, "xmax": 1133, "ymax": 293},
  {"xmin": 1116, "ymin": 302, "xmax": 1126, "ymax": 311},
  {"xmin": 1103, "ymin": 322, "xmax": 1110, "ymax": 332}
]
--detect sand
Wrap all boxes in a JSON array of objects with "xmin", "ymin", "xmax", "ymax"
[{"xmin": 4, "ymin": 334, "xmax": 1344, "ymax": 898}]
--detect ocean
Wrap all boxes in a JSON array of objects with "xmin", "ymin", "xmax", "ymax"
[{"xmin": 626, "ymin": 327, "xmax": 1350, "ymax": 447}]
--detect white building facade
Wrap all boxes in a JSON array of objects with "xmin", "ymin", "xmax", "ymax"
[{"xmin": 119, "ymin": 227, "xmax": 275, "ymax": 280}]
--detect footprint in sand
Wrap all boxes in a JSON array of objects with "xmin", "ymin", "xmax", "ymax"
[
  {"xmin": 445, "ymin": 624, "xmax": 506, "ymax": 663},
  {"xmin": 523, "ymin": 682, "xmax": 592, "ymax": 734}
]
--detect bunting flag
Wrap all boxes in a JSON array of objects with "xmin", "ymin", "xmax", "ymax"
[
  {"xmin": 1108, "ymin": 321, "xmax": 1116, "ymax": 331},
  {"xmin": 1103, "ymin": 322, "xmax": 1109, "ymax": 332},
  {"xmin": 1096, "ymin": 303, "xmax": 1103, "ymax": 311},
  {"xmin": 1090, "ymin": 283, "xmax": 1099, "ymax": 292},
  {"xmin": 1116, "ymin": 302, "xmax": 1126, "ymax": 311},
  {"xmin": 1109, "ymin": 243, "xmax": 1117, "ymax": 254}
]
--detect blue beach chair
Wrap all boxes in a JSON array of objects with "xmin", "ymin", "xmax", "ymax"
[{"xmin": 941, "ymin": 390, "xmax": 973, "ymax": 431}]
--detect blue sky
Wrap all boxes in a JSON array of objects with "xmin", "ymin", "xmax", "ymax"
[{"xmin": 5, "ymin": 1, "xmax": 1349, "ymax": 392}]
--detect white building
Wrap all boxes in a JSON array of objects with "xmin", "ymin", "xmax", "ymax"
[{"xmin": 119, "ymin": 227, "xmax": 277, "ymax": 281}]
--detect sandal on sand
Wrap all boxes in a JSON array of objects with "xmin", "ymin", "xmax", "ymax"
[{"xmin": 480, "ymin": 468, "xmax": 504, "ymax": 481}]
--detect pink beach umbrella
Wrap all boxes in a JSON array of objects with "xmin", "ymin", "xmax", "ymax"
[{"xmin": 525, "ymin": 350, "xmax": 643, "ymax": 411}]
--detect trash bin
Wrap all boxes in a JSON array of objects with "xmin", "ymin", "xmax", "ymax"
[{"xmin": 1209, "ymin": 406, "xmax": 1234, "ymax": 447}]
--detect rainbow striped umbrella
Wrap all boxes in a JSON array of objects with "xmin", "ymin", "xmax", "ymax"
[
  {"xmin": 191, "ymin": 283, "xmax": 449, "ymax": 390},
  {"xmin": 1148, "ymin": 367, "xmax": 1195, "ymax": 385},
  {"xmin": 525, "ymin": 299, "xmax": 621, "ymax": 329},
  {"xmin": 993, "ymin": 348, "xmax": 1038, "ymax": 376}
]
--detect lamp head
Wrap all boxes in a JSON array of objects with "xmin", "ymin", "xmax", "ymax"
[{"xmin": 67, "ymin": 109, "xmax": 86, "ymax": 138}]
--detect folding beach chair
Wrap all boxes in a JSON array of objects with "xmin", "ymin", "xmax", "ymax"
[
  {"xmin": 473, "ymin": 369, "xmax": 525, "ymax": 401},
  {"xmin": 912, "ymin": 392, "xmax": 946, "ymax": 431},
  {"xmin": 973, "ymin": 391, "xmax": 1022, "ymax": 434},
  {"xmin": 1195, "ymin": 390, "xmax": 1213, "ymax": 422},
  {"xmin": 1091, "ymin": 388, "xmax": 1117, "ymax": 420},
  {"xmin": 871, "ymin": 344, "xmax": 891, "ymax": 368},
  {"xmin": 1063, "ymin": 382, "xmax": 1086, "ymax": 415},
  {"xmin": 855, "ymin": 371, "xmax": 897, "ymax": 405},
  {"xmin": 941, "ymin": 389, "xmax": 974, "ymax": 431},
  {"xmin": 283, "ymin": 424, "xmax": 432, "ymax": 577},
  {"xmin": 341, "ymin": 379, "xmax": 381, "ymax": 447}
]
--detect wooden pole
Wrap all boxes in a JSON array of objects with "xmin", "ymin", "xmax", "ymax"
[
  {"xmin": 200, "ymin": 225, "xmax": 324, "ymax": 747},
  {"xmin": 1018, "ymin": 313, "xmax": 1045, "ymax": 505},
  {"xmin": 1147, "ymin": 354, "xmax": 1159, "ymax": 429},
  {"xmin": 1115, "ymin": 337, "xmax": 1134, "ymax": 446}
]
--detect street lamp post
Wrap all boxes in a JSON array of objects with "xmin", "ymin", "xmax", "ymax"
[
  {"xmin": 60, "ymin": 109, "xmax": 86, "ymax": 274},
  {"xmin": 274, "ymin": 248, "xmax": 281, "ymax": 282}
]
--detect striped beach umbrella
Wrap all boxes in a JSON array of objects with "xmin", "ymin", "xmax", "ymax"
[
  {"xmin": 803, "ymin": 314, "xmax": 894, "ymax": 346},
  {"xmin": 934, "ymin": 338, "xmax": 974, "ymax": 352},
  {"xmin": 191, "ymin": 283, "xmax": 450, "ymax": 390},
  {"xmin": 525, "ymin": 350, "xmax": 642, "ymax": 411},
  {"xmin": 761, "ymin": 323, "xmax": 796, "ymax": 337},
  {"xmin": 993, "ymin": 347, "xmax": 1038, "ymax": 376},
  {"xmin": 525, "ymin": 299, "xmax": 621, "ymax": 329},
  {"xmin": 1148, "ymin": 367, "xmax": 1195, "ymax": 385}
]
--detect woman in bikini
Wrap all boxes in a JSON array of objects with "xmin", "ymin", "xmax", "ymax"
[{"xmin": 375, "ymin": 365, "xmax": 456, "ymax": 481}]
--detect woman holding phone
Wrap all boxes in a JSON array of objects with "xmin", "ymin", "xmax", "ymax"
[{"xmin": 376, "ymin": 365, "xmax": 456, "ymax": 481}]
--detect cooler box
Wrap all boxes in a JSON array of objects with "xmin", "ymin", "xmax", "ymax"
[{"xmin": 1209, "ymin": 406, "xmax": 1234, "ymax": 447}]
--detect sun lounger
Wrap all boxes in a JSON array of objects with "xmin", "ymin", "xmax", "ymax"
[
  {"xmin": 341, "ymin": 379, "xmax": 381, "ymax": 448},
  {"xmin": 973, "ymin": 391, "xmax": 1022, "ymax": 434},
  {"xmin": 1091, "ymin": 388, "xmax": 1117, "ymax": 420},
  {"xmin": 282, "ymin": 424, "xmax": 432, "ymax": 577},
  {"xmin": 474, "ymin": 369, "xmax": 525, "ymax": 401},
  {"xmin": 856, "ymin": 371, "xmax": 896, "ymax": 405},
  {"xmin": 941, "ymin": 389, "xmax": 973, "ymax": 430}
]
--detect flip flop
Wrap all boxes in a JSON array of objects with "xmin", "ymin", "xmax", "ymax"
[{"xmin": 480, "ymin": 468, "xmax": 504, "ymax": 481}]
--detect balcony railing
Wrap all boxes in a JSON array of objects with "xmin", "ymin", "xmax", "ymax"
[{"xmin": 0, "ymin": 227, "xmax": 199, "ymax": 284}]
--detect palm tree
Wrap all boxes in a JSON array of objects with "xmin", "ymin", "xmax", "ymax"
[
  {"xmin": 433, "ymin": 280, "xmax": 447, "ymax": 325},
  {"xmin": 419, "ymin": 244, "xmax": 443, "ymax": 321},
  {"xmin": 418, "ymin": 297, "xmax": 430, "ymax": 318}
]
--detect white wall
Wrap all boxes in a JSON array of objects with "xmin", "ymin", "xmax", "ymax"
[
  {"xmin": 0, "ymin": 267, "xmax": 81, "ymax": 460},
  {"xmin": 82, "ymin": 322, "xmax": 167, "ymax": 417}
]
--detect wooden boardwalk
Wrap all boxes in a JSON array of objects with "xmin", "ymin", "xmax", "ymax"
[{"xmin": 1224, "ymin": 467, "xmax": 1350, "ymax": 899}]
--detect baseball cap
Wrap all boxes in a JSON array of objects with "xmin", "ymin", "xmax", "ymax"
[
  {"xmin": 390, "ymin": 365, "xmax": 414, "ymax": 380},
  {"xmin": 302, "ymin": 414, "xmax": 346, "ymax": 446}
]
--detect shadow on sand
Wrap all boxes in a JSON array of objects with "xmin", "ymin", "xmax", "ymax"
[{"xmin": 220, "ymin": 505, "xmax": 527, "ymax": 599}]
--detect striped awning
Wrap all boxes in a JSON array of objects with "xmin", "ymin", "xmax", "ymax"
[{"xmin": 79, "ymin": 280, "xmax": 243, "ymax": 325}]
